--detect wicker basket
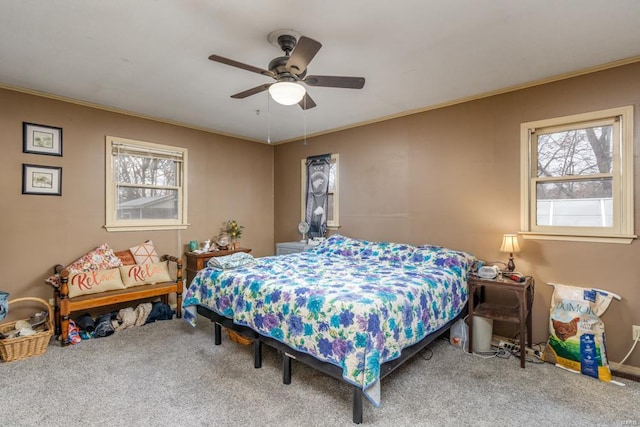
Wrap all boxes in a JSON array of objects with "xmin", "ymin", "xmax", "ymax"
[
  {"xmin": 227, "ymin": 329, "xmax": 252, "ymax": 346},
  {"xmin": 0, "ymin": 297, "xmax": 54, "ymax": 362}
]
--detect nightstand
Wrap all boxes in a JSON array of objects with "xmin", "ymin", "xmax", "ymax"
[
  {"xmin": 185, "ymin": 248, "xmax": 252, "ymax": 286},
  {"xmin": 468, "ymin": 274, "xmax": 534, "ymax": 368},
  {"xmin": 275, "ymin": 241, "xmax": 315, "ymax": 255}
]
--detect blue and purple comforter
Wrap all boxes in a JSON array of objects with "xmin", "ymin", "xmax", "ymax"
[{"xmin": 183, "ymin": 235, "xmax": 474, "ymax": 406}]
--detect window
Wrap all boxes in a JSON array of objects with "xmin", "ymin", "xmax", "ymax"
[
  {"xmin": 520, "ymin": 106, "xmax": 634, "ymax": 243},
  {"xmin": 301, "ymin": 153, "xmax": 339, "ymax": 228},
  {"xmin": 105, "ymin": 136, "xmax": 188, "ymax": 231}
]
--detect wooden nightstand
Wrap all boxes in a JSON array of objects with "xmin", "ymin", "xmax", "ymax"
[
  {"xmin": 468, "ymin": 274, "xmax": 534, "ymax": 368},
  {"xmin": 185, "ymin": 248, "xmax": 252, "ymax": 286}
]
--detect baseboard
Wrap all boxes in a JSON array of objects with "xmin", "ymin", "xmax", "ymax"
[
  {"xmin": 490, "ymin": 335, "xmax": 639, "ymax": 383},
  {"xmin": 610, "ymin": 362, "xmax": 640, "ymax": 382}
]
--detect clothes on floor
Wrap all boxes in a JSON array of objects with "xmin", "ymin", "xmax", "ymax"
[
  {"xmin": 93, "ymin": 313, "xmax": 115, "ymax": 338},
  {"xmin": 71, "ymin": 302, "xmax": 174, "ymax": 341},
  {"xmin": 74, "ymin": 313, "xmax": 95, "ymax": 332}
]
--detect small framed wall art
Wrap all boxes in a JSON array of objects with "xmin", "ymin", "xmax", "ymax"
[
  {"xmin": 23, "ymin": 122, "xmax": 63, "ymax": 156},
  {"xmin": 22, "ymin": 164, "xmax": 62, "ymax": 196}
]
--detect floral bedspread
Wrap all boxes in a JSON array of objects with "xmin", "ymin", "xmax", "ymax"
[{"xmin": 183, "ymin": 235, "xmax": 474, "ymax": 406}]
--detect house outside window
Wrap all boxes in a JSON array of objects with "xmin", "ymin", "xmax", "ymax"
[
  {"xmin": 520, "ymin": 106, "xmax": 634, "ymax": 243},
  {"xmin": 105, "ymin": 136, "xmax": 188, "ymax": 231},
  {"xmin": 301, "ymin": 153, "xmax": 339, "ymax": 229}
]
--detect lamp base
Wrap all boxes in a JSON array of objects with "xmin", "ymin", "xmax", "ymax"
[{"xmin": 507, "ymin": 254, "xmax": 515, "ymax": 272}]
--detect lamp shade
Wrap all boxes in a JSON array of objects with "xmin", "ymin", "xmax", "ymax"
[
  {"xmin": 499, "ymin": 234, "xmax": 521, "ymax": 253},
  {"xmin": 268, "ymin": 82, "xmax": 306, "ymax": 105}
]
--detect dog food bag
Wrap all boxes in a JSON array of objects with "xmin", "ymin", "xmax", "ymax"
[{"xmin": 543, "ymin": 283, "xmax": 616, "ymax": 381}]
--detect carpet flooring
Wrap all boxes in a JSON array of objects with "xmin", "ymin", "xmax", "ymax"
[{"xmin": 1, "ymin": 317, "xmax": 638, "ymax": 426}]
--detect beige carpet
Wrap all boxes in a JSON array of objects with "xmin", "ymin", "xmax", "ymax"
[{"xmin": 0, "ymin": 317, "xmax": 638, "ymax": 426}]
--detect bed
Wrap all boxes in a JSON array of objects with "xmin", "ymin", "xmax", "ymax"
[{"xmin": 183, "ymin": 234, "xmax": 474, "ymax": 423}]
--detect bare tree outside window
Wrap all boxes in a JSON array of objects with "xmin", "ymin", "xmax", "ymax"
[
  {"xmin": 535, "ymin": 125, "xmax": 613, "ymax": 227},
  {"xmin": 105, "ymin": 136, "xmax": 188, "ymax": 231},
  {"xmin": 521, "ymin": 106, "xmax": 634, "ymax": 243},
  {"xmin": 537, "ymin": 125, "xmax": 612, "ymax": 199},
  {"xmin": 115, "ymin": 154, "xmax": 179, "ymax": 220}
]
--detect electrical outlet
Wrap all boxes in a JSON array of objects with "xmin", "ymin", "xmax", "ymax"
[{"xmin": 633, "ymin": 325, "xmax": 640, "ymax": 341}]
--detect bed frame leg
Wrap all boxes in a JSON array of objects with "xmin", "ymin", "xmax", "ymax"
[
  {"xmin": 214, "ymin": 323, "xmax": 222, "ymax": 345},
  {"xmin": 254, "ymin": 339, "xmax": 262, "ymax": 368},
  {"xmin": 283, "ymin": 354, "xmax": 292, "ymax": 384},
  {"xmin": 352, "ymin": 386, "xmax": 363, "ymax": 424}
]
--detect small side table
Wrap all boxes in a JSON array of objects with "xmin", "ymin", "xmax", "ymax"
[
  {"xmin": 468, "ymin": 275, "xmax": 534, "ymax": 368},
  {"xmin": 185, "ymin": 248, "xmax": 252, "ymax": 286}
]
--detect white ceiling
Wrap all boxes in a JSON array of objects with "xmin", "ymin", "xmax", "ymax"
[{"xmin": 1, "ymin": 1, "xmax": 640, "ymax": 144}]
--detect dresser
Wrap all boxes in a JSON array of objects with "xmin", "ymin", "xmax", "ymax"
[
  {"xmin": 275, "ymin": 241, "xmax": 316, "ymax": 255},
  {"xmin": 184, "ymin": 248, "xmax": 252, "ymax": 286}
]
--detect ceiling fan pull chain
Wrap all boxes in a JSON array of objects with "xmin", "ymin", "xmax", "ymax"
[
  {"xmin": 267, "ymin": 92, "xmax": 271, "ymax": 144},
  {"xmin": 303, "ymin": 97, "xmax": 308, "ymax": 146}
]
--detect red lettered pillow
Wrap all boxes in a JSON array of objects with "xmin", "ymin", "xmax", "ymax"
[
  {"xmin": 119, "ymin": 262, "xmax": 171, "ymax": 288},
  {"xmin": 67, "ymin": 268, "xmax": 125, "ymax": 298},
  {"xmin": 46, "ymin": 243, "xmax": 122, "ymax": 288}
]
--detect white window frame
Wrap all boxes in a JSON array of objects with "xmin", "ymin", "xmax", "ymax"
[
  {"xmin": 105, "ymin": 136, "xmax": 189, "ymax": 232},
  {"xmin": 520, "ymin": 106, "xmax": 634, "ymax": 244},
  {"xmin": 301, "ymin": 153, "xmax": 340, "ymax": 229}
]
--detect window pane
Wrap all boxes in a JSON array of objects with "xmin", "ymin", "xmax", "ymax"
[
  {"xmin": 328, "ymin": 162, "xmax": 336, "ymax": 192},
  {"xmin": 115, "ymin": 155, "xmax": 177, "ymax": 186},
  {"xmin": 117, "ymin": 188, "xmax": 178, "ymax": 220},
  {"xmin": 536, "ymin": 178, "xmax": 612, "ymax": 227},
  {"xmin": 537, "ymin": 125, "xmax": 612, "ymax": 178}
]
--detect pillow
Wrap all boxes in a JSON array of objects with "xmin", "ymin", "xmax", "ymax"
[
  {"xmin": 46, "ymin": 243, "xmax": 122, "ymax": 287},
  {"xmin": 207, "ymin": 252, "xmax": 256, "ymax": 270},
  {"xmin": 310, "ymin": 234, "xmax": 369, "ymax": 258},
  {"xmin": 119, "ymin": 261, "xmax": 172, "ymax": 288},
  {"xmin": 114, "ymin": 250, "xmax": 136, "ymax": 266},
  {"xmin": 409, "ymin": 245, "xmax": 475, "ymax": 277},
  {"xmin": 67, "ymin": 268, "xmax": 125, "ymax": 298},
  {"xmin": 359, "ymin": 241, "xmax": 416, "ymax": 263},
  {"xmin": 129, "ymin": 240, "xmax": 160, "ymax": 265}
]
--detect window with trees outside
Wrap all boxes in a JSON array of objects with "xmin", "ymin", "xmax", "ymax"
[
  {"xmin": 301, "ymin": 154, "xmax": 339, "ymax": 229},
  {"xmin": 105, "ymin": 136, "xmax": 188, "ymax": 231},
  {"xmin": 520, "ymin": 106, "xmax": 634, "ymax": 243}
]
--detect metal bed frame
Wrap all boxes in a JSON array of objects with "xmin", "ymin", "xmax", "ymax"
[{"xmin": 196, "ymin": 305, "xmax": 466, "ymax": 424}]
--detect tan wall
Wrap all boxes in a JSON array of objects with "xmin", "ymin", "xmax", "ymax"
[
  {"xmin": 274, "ymin": 62, "xmax": 640, "ymax": 367},
  {"xmin": 0, "ymin": 88, "xmax": 274, "ymax": 304}
]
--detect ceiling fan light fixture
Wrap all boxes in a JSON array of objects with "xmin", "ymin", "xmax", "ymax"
[{"xmin": 269, "ymin": 81, "xmax": 306, "ymax": 105}]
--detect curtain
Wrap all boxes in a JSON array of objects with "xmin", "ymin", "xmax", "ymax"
[{"xmin": 305, "ymin": 154, "xmax": 331, "ymax": 238}]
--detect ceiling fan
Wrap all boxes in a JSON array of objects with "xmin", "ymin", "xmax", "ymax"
[{"xmin": 208, "ymin": 31, "xmax": 365, "ymax": 110}]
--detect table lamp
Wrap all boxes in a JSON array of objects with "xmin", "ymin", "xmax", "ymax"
[{"xmin": 499, "ymin": 234, "xmax": 521, "ymax": 272}]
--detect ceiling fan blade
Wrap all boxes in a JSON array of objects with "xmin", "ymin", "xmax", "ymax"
[
  {"xmin": 303, "ymin": 75, "xmax": 365, "ymax": 89},
  {"xmin": 286, "ymin": 36, "xmax": 322, "ymax": 74},
  {"xmin": 230, "ymin": 83, "xmax": 272, "ymax": 99},
  {"xmin": 298, "ymin": 93, "xmax": 317, "ymax": 110},
  {"xmin": 209, "ymin": 54, "xmax": 275, "ymax": 78}
]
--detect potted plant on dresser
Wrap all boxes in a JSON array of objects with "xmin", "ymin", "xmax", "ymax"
[{"xmin": 225, "ymin": 220, "xmax": 244, "ymax": 250}]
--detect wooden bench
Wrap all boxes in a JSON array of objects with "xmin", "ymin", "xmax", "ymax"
[{"xmin": 52, "ymin": 255, "xmax": 183, "ymax": 346}]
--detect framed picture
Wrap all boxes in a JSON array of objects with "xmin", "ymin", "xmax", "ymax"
[
  {"xmin": 23, "ymin": 122, "xmax": 63, "ymax": 156},
  {"xmin": 22, "ymin": 164, "xmax": 62, "ymax": 196}
]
